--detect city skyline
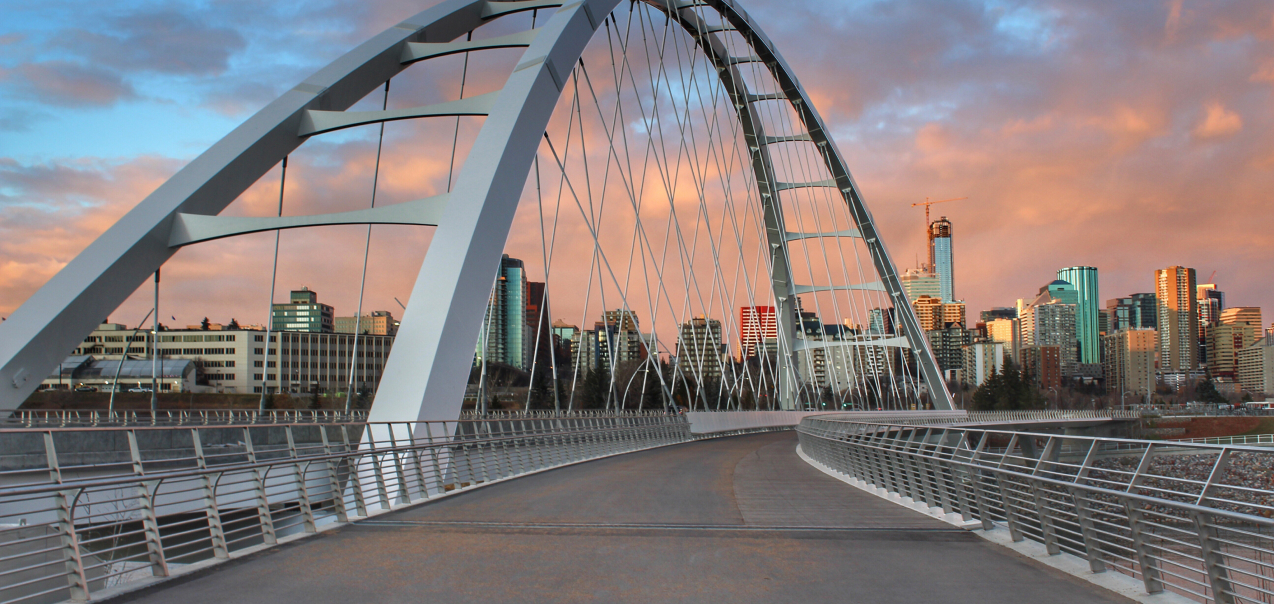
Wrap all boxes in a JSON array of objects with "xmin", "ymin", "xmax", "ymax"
[{"xmin": 1, "ymin": 0, "xmax": 1272, "ymax": 341}]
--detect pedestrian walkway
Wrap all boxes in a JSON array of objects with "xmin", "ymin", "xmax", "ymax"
[{"xmin": 113, "ymin": 432, "xmax": 1134, "ymax": 603}]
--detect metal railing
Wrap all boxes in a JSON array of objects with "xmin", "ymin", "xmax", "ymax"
[
  {"xmin": 0, "ymin": 413, "xmax": 693, "ymax": 603},
  {"xmin": 798, "ymin": 415, "xmax": 1274, "ymax": 604},
  {"xmin": 2, "ymin": 409, "xmax": 369, "ymax": 428},
  {"xmin": 1172, "ymin": 434, "xmax": 1274, "ymax": 447}
]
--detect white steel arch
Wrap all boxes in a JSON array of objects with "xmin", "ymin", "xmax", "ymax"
[{"xmin": 0, "ymin": 0, "xmax": 954, "ymax": 417}]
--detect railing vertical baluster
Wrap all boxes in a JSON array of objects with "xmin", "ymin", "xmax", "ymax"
[
  {"xmin": 1122, "ymin": 498, "xmax": 1164, "ymax": 594},
  {"xmin": 285, "ymin": 426, "xmax": 317, "ymax": 531},
  {"xmin": 319, "ymin": 426, "xmax": 349, "ymax": 523}
]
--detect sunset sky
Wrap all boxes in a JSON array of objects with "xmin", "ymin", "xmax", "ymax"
[{"xmin": 1, "ymin": 0, "xmax": 1272, "ymax": 331}]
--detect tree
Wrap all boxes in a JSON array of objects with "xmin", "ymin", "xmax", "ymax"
[
  {"xmin": 227, "ymin": 318, "xmax": 240, "ymax": 330},
  {"xmin": 971, "ymin": 359, "xmax": 1043, "ymax": 411},
  {"xmin": 200, "ymin": 317, "xmax": 210, "ymax": 330},
  {"xmin": 263, "ymin": 393, "xmax": 276, "ymax": 410},
  {"xmin": 528, "ymin": 368, "xmax": 553, "ymax": 410},
  {"xmin": 355, "ymin": 389, "xmax": 371, "ymax": 410},
  {"xmin": 1196, "ymin": 379, "xmax": 1228, "ymax": 405},
  {"xmin": 308, "ymin": 391, "xmax": 321, "ymax": 410}
]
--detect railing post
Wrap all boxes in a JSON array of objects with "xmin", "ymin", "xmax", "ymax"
[
  {"xmin": 995, "ymin": 435, "xmax": 1025, "ymax": 543},
  {"xmin": 1029, "ymin": 437, "xmax": 1061, "ymax": 556},
  {"xmin": 126, "ymin": 431, "xmax": 170, "ymax": 576},
  {"xmin": 364, "ymin": 428, "xmax": 392, "ymax": 509},
  {"xmin": 342, "ymin": 425, "xmax": 369, "ymax": 517},
  {"xmin": 54, "ymin": 488, "xmax": 90, "ymax": 602},
  {"xmin": 284, "ymin": 426, "xmax": 317, "ymax": 531},
  {"xmin": 966, "ymin": 432, "xmax": 995, "ymax": 531},
  {"xmin": 319, "ymin": 426, "xmax": 349, "ymax": 523},
  {"xmin": 406, "ymin": 423, "xmax": 429, "ymax": 501},
  {"xmin": 191, "ymin": 430, "xmax": 229, "ymax": 558},
  {"xmin": 243, "ymin": 428, "xmax": 277, "ymax": 544},
  {"xmin": 386, "ymin": 425, "xmax": 411, "ymax": 504},
  {"xmin": 1191, "ymin": 511, "xmax": 1236, "ymax": 604},
  {"xmin": 1121, "ymin": 497, "xmax": 1164, "ymax": 594},
  {"xmin": 423, "ymin": 422, "xmax": 444, "ymax": 497}
]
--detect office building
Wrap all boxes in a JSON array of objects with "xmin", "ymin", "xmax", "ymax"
[
  {"xmin": 900, "ymin": 266, "xmax": 940, "ymax": 303},
  {"xmin": 676, "ymin": 316, "xmax": 726, "ymax": 382},
  {"xmin": 1102, "ymin": 329, "xmax": 1156, "ymax": 400},
  {"xmin": 930, "ymin": 217, "xmax": 955, "ymax": 302},
  {"xmin": 272, "ymin": 331, "xmax": 393, "ymax": 395},
  {"xmin": 63, "ymin": 323, "xmax": 392, "ymax": 395},
  {"xmin": 272, "ymin": 288, "xmax": 334, "ymax": 333},
  {"xmin": 1057, "ymin": 267, "xmax": 1099, "ymax": 364},
  {"xmin": 868, "ymin": 307, "xmax": 894, "ymax": 335},
  {"xmin": 1198, "ymin": 283, "xmax": 1225, "ymax": 324},
  {"xmin": 476, "ymin": 255, "xmax": 529, "ymax": 370},
  {"xmin": 1155, "ymin": 266, "xmax": 1198, "ymax": 372},
  {"xmin": 740, "ymin": 306, "xmax": 777, "ymax": 359},
  {"xmin": 334, "ymin": 310, "xmax": 396, "ymax": 336},
  {"xmin": 1107, "ymin": 293, "xmax": 1157, "ymax": 332},
  {"xmin": 963, "ymin": 340, "xmax": 1005, "ymax": 387},
  {"xmin": 1238, "ymin": 336, "xmax": 1274, "ymax": 396},
  {"xmin": 1207, "ymin": 308, "xmax": 1262, "ymax": 380}
]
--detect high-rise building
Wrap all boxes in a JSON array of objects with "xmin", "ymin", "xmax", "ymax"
[
  {"xmin": 1057, "ymin": 267, "xmax": 1099, "ymax": 365},
  {"xmin": 272, "ymin": 288, "xmax": 334, "ymax": 333},
  {"xmin": 476, "ymin": 255, "xmax": 528, "ymax": 370},
  {"xmin": 1021, "ymin": 345, "xmax": 1061, "ymax": 389},
  {"xmin": 867, "ymin": 307, "xmax": 894, "ymax": 335},
  {"xmin": 1107, "ymin": 294, "xmax": 1157, "ymax": 332},
  {"xmin": 334, "ymin": 310, "xmax": 396, "ymax": 336},
  {"xmin": 1208, "ymin": 323, "xmax": 1258, "ymax": 379},
  {"xmin": 740, "ymin": 306, "xmax": 777, "ymax": 359},
  {"xmin": 524, "ymin": 282, "xmax": 555, "ymax": 372},
  {"xmin": 930, "ymin": 217, "xmax": 955, "ymax": 302},
  {"xmin": 1155, "ymin": 266, "xmax": 1198, "ymax": 372},
  {"xmin": 1220, "ymin": 307, "xmax": 1262, "ymax": 327},
  {"xmin": 986, "ymin": 318, "xmax": 1020, "ymax": 361},
  {"xmin": 900, "ymin": 266, "xmax": 940, "ymax": 303},
  {"xmin": 1102, "ymin": 329, "xmax": 1155, "ymax": 400},
  {"xmin": 963, "ymin": 340, "xmax": 1005, "ymax": 387},
  {"xmin": 595, "ymin": 309, "xmax": 647, "ymax": 370},
  {"xmin": 1020, "ymin": 281, "xmax": 1079, "ymax": 377},
  {"xmin": 677, "ymin": 316, "xmax": 726, "ymax": 382},
  {"xmin": 980, "ymin": 308, "xmax": 1017, "ymax": 323},
  {"xmin": 1238, "ymin": 336, "xmax": 1274, "ymax": 396},
  {"xmin": 927, "ymin": 325, "xmax": 971, "ymax": 375},
  {"xmin": 913, "ymin": 296, "xmax": 965, "ymax": 331}
]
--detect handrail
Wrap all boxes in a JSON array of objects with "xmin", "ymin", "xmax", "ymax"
[{"xmin": 798, "ymin": 416, "xmax": 1274, "ymax": 604}]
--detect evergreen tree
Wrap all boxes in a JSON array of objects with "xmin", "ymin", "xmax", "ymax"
[
  {"xmin": 1196, "ymin": 379, "xmax": 1228, "ymax": 405},
  {"xmin": 200, "ymin": 317, "xmax": 210, "ymax": 330},
  {"xmin": 528, "ymin": 369, "xmax": 552, "ymax": 409},
  {"xmin": 227, "ymin": 318, "xmax": 240, "ymax": 330},
  {"xmin": 972, "ymin": 359, "xmax": 1043, "ymax": 411},
  {"xmin": 308, "ymin": 391, "xmax": 321, "ymax": 410}
]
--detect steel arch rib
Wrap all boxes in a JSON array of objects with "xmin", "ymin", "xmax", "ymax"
[{"xmin": 0, "ymin": 0, "xmax": 953, "ymax": 415}]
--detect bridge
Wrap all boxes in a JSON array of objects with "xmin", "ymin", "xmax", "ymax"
[{"xmin": 1, "ymin": 0, "xmax": 1272, "ymax": 602}]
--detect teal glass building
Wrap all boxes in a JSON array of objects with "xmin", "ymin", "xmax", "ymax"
[{"xmin": 1057, "ymin": 266, "xmax": 1099, "ymax": 364}]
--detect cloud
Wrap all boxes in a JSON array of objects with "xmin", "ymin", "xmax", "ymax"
[
  {"xmin": 1193, "ymin": 101, "xmax": 1243, "ymax": 139},
  {"xmin": 70, "ymin": 11, "xmax": 247, "ymax": 76},
  {"xmin": 1253, "ymin": 59, "xmax": 1274, "ymax": 82},
  {"xmin": 2, "ymin": 61, "xmax": 136, "ymax": 107}
]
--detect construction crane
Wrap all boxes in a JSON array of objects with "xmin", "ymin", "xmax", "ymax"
[
  {"xmin": 911, "ymin": 197, "xmax": 967, "ymax": 269},
  {"xmin": 911, "ymin": 197, "xmax": 968, "ymax": 231}
]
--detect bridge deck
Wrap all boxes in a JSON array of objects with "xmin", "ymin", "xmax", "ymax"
[{"xmin": 113, "ymin": 432, "xmax": 1131, "ymax": 603}]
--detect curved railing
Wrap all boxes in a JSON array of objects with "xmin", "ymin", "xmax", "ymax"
[
  {"xmin": 0, "ymin": 414, "xmax": 697, "ymax": 603},
  {"xmin": 798, "ymin": 415, "xmax": 1274, "ymax": 604}
]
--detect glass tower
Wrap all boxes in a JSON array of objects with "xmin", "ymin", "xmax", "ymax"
[
  {"xmin": 1057, "ymin": 267, "xmax": 1099, "ymax": 364},
  {"xmin": 930, "ymin": 217, "xmax": 954, "ymax": 302}
]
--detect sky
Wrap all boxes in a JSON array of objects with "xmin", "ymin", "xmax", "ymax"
[{"xmin": 1, "ymin": 0, "xmax": 1272, "ymax": 330}]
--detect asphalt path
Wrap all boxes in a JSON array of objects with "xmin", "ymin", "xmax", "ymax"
[{"xmin": 112, "ymin": 431, "xmax": 1134, "ymax": 603}]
